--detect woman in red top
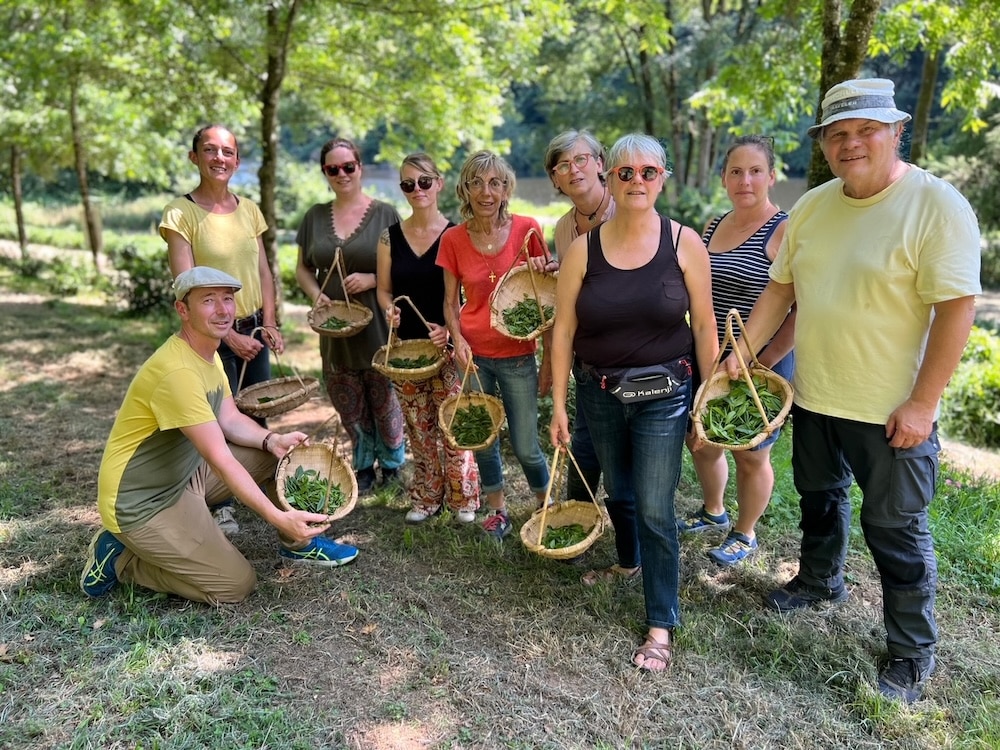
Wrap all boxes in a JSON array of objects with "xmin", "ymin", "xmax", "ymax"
[{"xmin": 437, "ymin": 151, "xmax": 551, "ymax": 540}]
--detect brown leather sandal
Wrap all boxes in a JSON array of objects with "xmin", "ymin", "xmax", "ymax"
[
  {"xmin": 580, "ymin": 564, "xmax": 641, "ymax": 587},
  {"xmin": 633, "ymin": 634, "xmax": 672, "ymax": 672}
]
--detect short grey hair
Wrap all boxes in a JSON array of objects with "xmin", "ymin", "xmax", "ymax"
[
  {"xmin": 605, "ymin": 134, "xmax": 669, "ymax": 176},
  {"xmin": 544, "ymin": 130, "xmax": 607, "ymax": 193}
]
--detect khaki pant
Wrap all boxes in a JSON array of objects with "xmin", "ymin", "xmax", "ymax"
[{"xmin": 114, "ymin": 445, "xmax": 278, "ymax": 605}]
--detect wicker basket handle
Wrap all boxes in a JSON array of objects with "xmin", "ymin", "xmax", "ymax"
[
  {"xmin": 692, "ymin": 308, "xmax": 772, "ymax": 426},
  {"xmin": 381, "ymin": 294, "xmax": 439, "ymax": 367},
  {"xmin": 491, "ymin": 227, "xmax": 550, "ymax": 322},
  {"xmin": 535, "ymin": 444, "xmax": 601, "ymax": 546},
  {"xmin": 312, "ymin": 247, "xmax": 359, "ymax": 315},
  {"xmin": 236, "ymin": 326, "xmax": 309, "ymax": 394}
]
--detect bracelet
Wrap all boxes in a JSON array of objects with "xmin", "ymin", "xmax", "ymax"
[{"xmin": 262, "ymin": 431, "xmax": 276, "ymax": 452}]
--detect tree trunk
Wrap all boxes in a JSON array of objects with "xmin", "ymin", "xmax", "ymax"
[
  {"xmin": 910, "ymin": 48, "xmax": 941, "ymax": 163},
  {"xmin": 11, "ymin": 145, "xmax": 28, "ymax": 261},
  {"xmin": 258, "ymin": 0, "xmax": 301, "ymax": 321},
  {"xmin": 807, "ymin": 0, "xmax": 882, "ymax": 189},
  {"xmin": 69, "ymin": 82, "xmax": 103, "ymax": 270}
]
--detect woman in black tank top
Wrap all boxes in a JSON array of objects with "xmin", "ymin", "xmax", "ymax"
[{"xmin": 549, "ymin": 134, "xmax": 718, "ymax": 674}]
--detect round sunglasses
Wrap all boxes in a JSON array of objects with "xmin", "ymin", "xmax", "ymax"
[
  {"xmin": 612, "ymin": 165, "xmax": 664, "ymax": 182},
  {"xmin": 399, "ymin": 175, "xmax": 435, "ymax": 193},
  {"xmin": 322, "ymin": 161, "xmax": 358, "ymax": 177}
]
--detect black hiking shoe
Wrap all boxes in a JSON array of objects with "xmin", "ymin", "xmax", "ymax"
[
  {"xmin": 878, "ymin": 656, "xmax": 936, "ymax": 703},
  {"xmin": 764, "ymin": 575, "xmax": 849, "ymax": 612}
]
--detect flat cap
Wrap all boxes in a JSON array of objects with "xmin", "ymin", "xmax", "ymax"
[{"xmin": 172, "ymin": 266, "xmax": 243, "ymax": 300}]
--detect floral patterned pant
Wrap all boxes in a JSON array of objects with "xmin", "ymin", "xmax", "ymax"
[
  {"xmin": 395, "ymin": 358, "xmax": 480, "ymax": 513},
  {"xmin": 323, "ymin": 364, "xmax": 405, "ymax": 472}
]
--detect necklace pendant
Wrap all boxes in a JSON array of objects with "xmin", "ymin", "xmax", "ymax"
[{"xmin": 489, "ymin": 271, "xmax": 497, "ymax": 284}]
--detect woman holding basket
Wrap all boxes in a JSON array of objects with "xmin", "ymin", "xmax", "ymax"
[
  {"xmin": 376, "ymin": 153, "xmax": 481, "ymax": 523},
  {"xmin": 295, "ymin": 137, "xmax": 404, "ymax": 495},
  {"xmin": 549, "ymin": 134, "xmax": 717, "ymax": 672},
  {"xmin": 677, "ymin": 135, "xmax": 795, "ymax": 567},
  {"xmin": 437, "ymin": 150, "xmax": 551, "ymax": 540}
]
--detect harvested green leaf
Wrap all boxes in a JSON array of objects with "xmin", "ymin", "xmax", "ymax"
[
  {"xmin": 318, "ymin": 315, "xmax": 351, "ymax": 331},
  {"xmin": 450, "ymin": 403, "xmax": 494, "ymax": 446},
  {"xmin": 542, "ymin": 523, "xmax": 589, "ymax": 549},
  {"xmin": 502, "ymin": 296, "xmax": 554, "ymax": 337},
  {"xmin": 702, "ymin": 375, "xmax": 784, "ymax": 445},
  {"xmin": 283, "ymin": 465, "xmax": 345, "ymax": 513},
  {"xmin": 387, "ymin": 354, "xmax": 439, "ymax": 368},
  {"xmin": 258, "ymin": 396, "xmax": 277, "ymax": 403}
]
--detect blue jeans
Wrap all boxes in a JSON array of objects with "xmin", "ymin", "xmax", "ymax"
[
  {"xmin": 470, "ymin": 353, "xmax": 550, "ymax": 495},
  {"xmin": 791, "ymin": 406, "xmax": 939, "ymax": 658},
  {"xmin": 577, "ymin": 367, "xmax": 692, "ymax": 630},
  {"xmin": 220, "ymin": 337, "xmax": 271, "ymax": 426}
]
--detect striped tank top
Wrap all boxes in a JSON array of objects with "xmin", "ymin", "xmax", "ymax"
[{"xmin": 702, "ymin": 210, "xmax": 788, "ymax": 347}]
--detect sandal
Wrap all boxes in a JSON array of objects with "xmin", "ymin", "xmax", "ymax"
[
  {"xmin": 633, "ymin": 634, "xmax": 672, "ymax": 673},
  {"xmin": 581, "ymin": 564, "xmax": 641, "ymax": 587}
]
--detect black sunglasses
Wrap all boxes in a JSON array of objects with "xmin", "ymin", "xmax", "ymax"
[
  {"xmin": 322, "ymin": 161, "xmax": 358, "ymax": 177},
  {"xmin": 399, "ymin": 175, "xmax": 435, "ymax": 193}
]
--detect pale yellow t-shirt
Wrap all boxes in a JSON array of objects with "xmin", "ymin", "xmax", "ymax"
[
  {"xmin": 159, "ymin": 197, "xmax": 267, "ymax": 320},
  {"xmin": 771, "ymin": 166, "xmax": 981, "ymax": 424}
]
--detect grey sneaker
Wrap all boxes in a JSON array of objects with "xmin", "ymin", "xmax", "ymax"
[
  {"xmin": 212, "ymin": 504, "xmax": 240, "ymax": 537},
  {"xmin": 764, "ymin": 575, "xmax": 849, "ymax": 611},
  {"xmin": 878, "ymin": 656, "xmax": 936, "ymax": 703}
]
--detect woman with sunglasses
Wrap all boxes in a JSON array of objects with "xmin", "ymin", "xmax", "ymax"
[
  {"xmin": 543, "ymin": 130, "xmax": 615, "ymax": 568},
  {"xmin": 161, "ymin": 124, "xmax": 283, "ymax": 537},
  {"xmin": 295, "ymin": 137, "xmax": 405, "ymax": 495},
  {"xmin": 549, "ymin": 134, "xmax": 717, "ymax": 672},
  {"xmin": 376, "ymin": 153, "xmax": 481, "ymax": 524},
  {"xmin": 437, "ymin": 150, "xmax": 551, "ymax": 540},
  {"xmin": 677, "ymin": 135, "xmax": 794, "ymax": 566}
]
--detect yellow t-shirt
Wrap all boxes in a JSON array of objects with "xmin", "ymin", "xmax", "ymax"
[
  {"xmin": 97, "ymin": 335, "xmax": 229, "ymax": 533},
  {"xmin": 771, "ymin": 166, "xmax": 981, "ymax": 423},
  {"xmin": 159, "ymin": 196, "xmax": 267, "ymax": 320}
]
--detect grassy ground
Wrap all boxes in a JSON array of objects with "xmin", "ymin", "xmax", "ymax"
[{"xmin": 2, "ymin": 262, "xmax": 1000, "ymax": 750}]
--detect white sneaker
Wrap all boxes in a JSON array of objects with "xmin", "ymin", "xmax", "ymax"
[
  {"xmin": 213, "ymin": 505, "xmax": 239, "ymax": 537},
  {"xmin": 455, "ymin": 510, "xmax": 477, "ymax": 524},
  {"xmin": 405, "ymin": 507, "xmax": 436, "ymax": 523}
]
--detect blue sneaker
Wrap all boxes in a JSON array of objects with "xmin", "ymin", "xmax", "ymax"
[
  {"xmin": 279, "ymin": 537, "xmax": 359, "ymax": 567},
  {"xmin": 677, "ymin": 507, "xmax": 730, "ymax": 533},
  {"xmin": 707, "ymin": 530, "xmax": 758, "ymax": 566},
  {"xmin": 80, "ymin": 529, "xmax": 126, "ymax": 597},
  {"xmin": 481, "ymin": 510, "xmax": 512, "ymax": 540}
]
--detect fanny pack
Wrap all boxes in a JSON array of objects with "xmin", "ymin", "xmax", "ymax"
[{"xmin": 585, "ymin": 358, "xmax": 692, "ymax": 404}]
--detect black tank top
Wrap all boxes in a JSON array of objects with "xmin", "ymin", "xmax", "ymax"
[
  {"xmin": 574, "ymin": 215, "xmax": 693, "ymax": 368},
  {"xmin": 387, "ymin": 221, "xmax": 453, "ymax": 340}
]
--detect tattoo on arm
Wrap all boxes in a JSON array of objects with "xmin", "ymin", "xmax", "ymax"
[{"xmin": 379, "ymin": 228, "xmax": 390, "ymax": 246}]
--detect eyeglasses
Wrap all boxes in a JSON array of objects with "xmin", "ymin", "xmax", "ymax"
[
  {"xmin": 552, "ymin": 153, "xmax": 593, "ymax": 176},
  {"xmin": 399, "ymin": 175, "xmax": 435, "ymax": 193},
  {"xmin": 612, "ymin": 165, "xmax": 664, "ymax": 182},
  {"xmin": 322, "ymin": 161, "xmax": 358, "ymax": 177},
  {"xmin": 465, "ymin": 177, "xmax": 506, "ymax": 192}
]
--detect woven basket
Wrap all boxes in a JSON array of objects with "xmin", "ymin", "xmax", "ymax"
[
  {"xmin": 371, "ymin": 297, "xmax": 446, "ymax": 383},
  {"xmin": 439, "ymin": 391, "xmax": 505, "ymax": 451},
  {"xmin": 233, "ymin": 330, "xmax": 321, "ymax": 418},
  {"xmin": 520, "ymin": 446, "xmax": 605, "ymax": 559},
  {"xmin": 308, "ymin": 300, "xmax": 373, "ymax": 338},
  {"xmin": 372, "ymin": 338, "xmax": 445, "ymax": 383},
  {"xmin": 275, "ymin": 443, "xmax": 358, "ymax": 521},
  {"xmin": 308, "ymin": 247, "xmax": 374, "ymax": 338},
  {"xmin": 520, "ymin": 500, "xmax": 605, "ymax": 560},
  {"xmin": 489, "ymin": 228, "xmax": 557, "ymax": 342},
  {"xmin": 692, "ymin": 367, "xmax": 793, "ymax": 451},
  {"xmin": 236, "ymin": 375, "xmax": 320, "ymax": 419}
]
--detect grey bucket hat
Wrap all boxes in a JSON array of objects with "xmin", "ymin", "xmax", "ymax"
[{"xmin": 807, "ymin": 78, "xmax": 911, "ymax": 139}]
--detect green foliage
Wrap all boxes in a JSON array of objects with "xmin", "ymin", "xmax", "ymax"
[
  {"xmin": 941, "ymin": 326, "xmax": 1000, "ymax": 448},
  {"xmin": 107, "ymin": 244, "xmax": 173, "ymax": 317},
  {"xmin": 982, "ymin": 233, "xmax": 1000, "ymax": 290}
]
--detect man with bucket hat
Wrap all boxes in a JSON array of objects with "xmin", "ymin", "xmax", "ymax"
[
  {"xmin": 80, "ymin": 266, "xmax": 359, "ymax": 605},
  {"xmin": 724, "ymin": 78, "xmax": 981, "ymax": 702}
]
